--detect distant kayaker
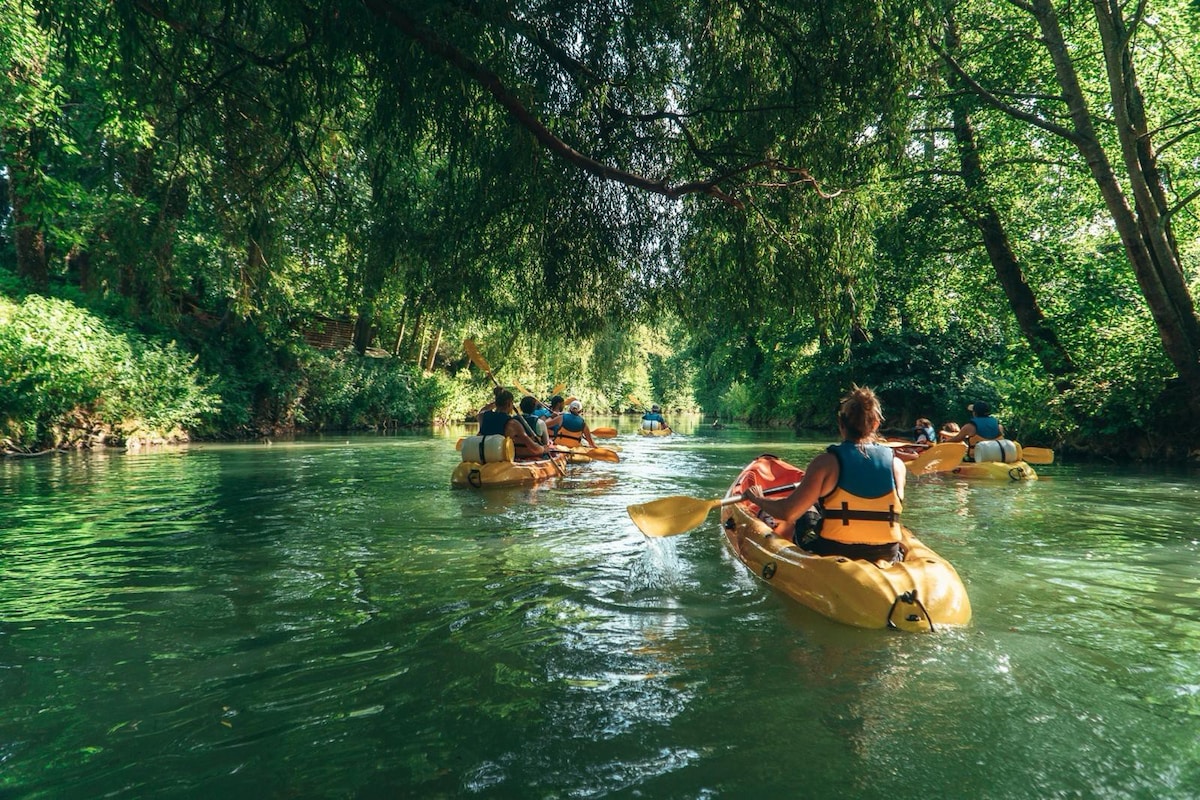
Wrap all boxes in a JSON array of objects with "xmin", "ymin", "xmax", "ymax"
[
  {"xmin": 477, "ymin": 388, "xmax": 550, "ymax": 459},
  {"xmin": 743, "ymin": 385, "xmax": 908, "ymax": 564},
  {"xmin": 554, "ymin": 400, "xmax": 598, "ymax": 449},
  {"xmin": 641, "ymin": 404, "xmax": 672, "ymax": 433},
  {"xmin": 913, "ymin": 418, "xmax": 936, "ymax": 445},
  {"xmin": 944, "ymin": 401, "xmax": 1015, "ymax": 461}
]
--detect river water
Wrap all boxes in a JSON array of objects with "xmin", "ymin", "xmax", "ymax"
[{"xmin": 3, "ymin": 417, "xmax": 1199, "ymax": 798}]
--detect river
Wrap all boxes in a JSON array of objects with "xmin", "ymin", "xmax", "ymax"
[{"xmin": 3, "ymin": 417, "xmax": 1199, "ymax": 798}]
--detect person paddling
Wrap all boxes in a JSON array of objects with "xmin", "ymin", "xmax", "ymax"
[
  {"xmin": 744, "ymin": 385, "xmax": 907, "ymax": 564},
  {"xmin": 477, "ymin": 388, "xmax": 550, "ymax": 460},
  {"xmin": 554, "ymin": 400, "xmax": 597, "ymax": 449},
  {"xmin": 944, "ymin": 401, "xmax": 1015, "ymax": 461},
  {"xmin": 641, "ymin": 404, "xmax": 672, "ymax": 433}
]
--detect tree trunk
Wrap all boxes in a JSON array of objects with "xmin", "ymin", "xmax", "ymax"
[
  {"xmin": 425, "ymin": 326, "xmax": 442, "ymax": 371},
  {"xmin": 393, "ymin": 305, "xmax": 408, "ymax": 357},
  {"xmin": 943, "ymin": 12, "xmax": 1075, "ymax": 384},
  {"xmin": 5, "ymin": 141, "xmax": 49, "ymax": 291},
  {"xmin": 409, "ymin": 309, "xmax": 425, "ymax": 364},
  {"xmin": 1090, "ymin": 0, "xmax": 1200, "ymax": 353},
  {"xmin": 1030, "ymin": 0, "xmax": 1200, "ymax": 400},
  {"xmin": 353, "ymin": 304, "xmax": 374, "ymax": 354}
]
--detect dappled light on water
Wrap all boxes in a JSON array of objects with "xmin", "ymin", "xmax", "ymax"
[{"xmin": 3, "ymin": 428, "xmax": 1200, "ymax": 797}]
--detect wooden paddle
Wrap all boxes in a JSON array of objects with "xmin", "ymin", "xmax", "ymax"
[
  {"xmin": 628, "ymin": 482, "xmax": 801, "ymax": 538},
  {"xmin": 464, "ymin": 338, "xmax": 502, "ymax": 388}
]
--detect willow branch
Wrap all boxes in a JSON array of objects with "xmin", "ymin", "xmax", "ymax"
[{"xmin": 360, "ymin": 0, "xmax": 842, "ymax": 209}]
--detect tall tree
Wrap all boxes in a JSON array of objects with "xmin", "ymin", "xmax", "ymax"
[{"xmin": 936, "ymin": 0, "xmax": 1200, "ymax": 407}]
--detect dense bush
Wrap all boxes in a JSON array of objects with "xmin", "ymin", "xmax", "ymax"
[
  {"xmin": 0, "ymin": 293, "xmax": 221, "ymax": 449},
  {"xmin": 296, "ymin": 350, "xmax": 451, "ymax": 430}
]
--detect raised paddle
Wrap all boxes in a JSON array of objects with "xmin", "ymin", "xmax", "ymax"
[
  {"xmin": 627, "ymin": 482, "xmax": 801, "ymax": 538},
  {"xmin": 464, "ymin": 338, "xmax": 502, "ymax": 388}
]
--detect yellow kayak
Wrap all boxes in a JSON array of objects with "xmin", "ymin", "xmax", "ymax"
[
  {"xmin": 949, "ymin": 460, "xmax": 1037, "ymax": 481},
  {"xmin": 451, "ymin": 457, "xmax": 562, "ymax": 488},
  {"xmin": 636, "ymin": 427, "xmax": 672, "ymax": 437},
  {"xmin": 720, "ymin": 455, "xmax": 972, "ymax": 632}
]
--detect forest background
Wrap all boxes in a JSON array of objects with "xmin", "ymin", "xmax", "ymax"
[{"xmin": 2, "ymin": 0, "xmax": 1200, "ymax": 460}]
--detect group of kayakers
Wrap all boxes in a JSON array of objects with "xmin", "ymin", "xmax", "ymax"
[
  {"xmin": 746, "ymin": 386, "xmax": 1015, "ymax": 565},
  {"xmin": 909, "ymin": 403, "xmax": 1001, "ymax": 449},
  {"xmin": 475, "ymin": 387, "xmax": 606, "ymax": 459}
]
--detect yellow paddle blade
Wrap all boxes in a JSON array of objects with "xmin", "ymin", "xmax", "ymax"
[
  {"xmin": 627, "ymin": 495, "xmax": 723, "ymax": 537},
  {"xmin": 586, "ymin": 447, "xmax": 620, "ymax": 463},
  {"xmin": 463, "ymin": 339, "xmax": 497, "ymax": 379},
  {"xmin": 592, "ymin": 427, "xmax": 618, "ymax": 438},
  {"xmin": 1020, "ymin": 446, "xmax": 1055, "ymax": 465},
  {"xmin": 908, "ymin": 442, "xmax": 968, "ymax": 474},
  {"xmin": 551, "ymin": 383, "xmax": 565, "ymax": 396}
]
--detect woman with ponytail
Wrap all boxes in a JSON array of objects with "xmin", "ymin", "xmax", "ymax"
[{"xmin": 745, "ymin": 385, "xmax": 908, "ymax": 563}]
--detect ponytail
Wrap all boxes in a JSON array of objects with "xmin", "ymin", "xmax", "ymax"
[{"xmin": 837, "ymin": 385, "xmax": 884, "ymax": 443}]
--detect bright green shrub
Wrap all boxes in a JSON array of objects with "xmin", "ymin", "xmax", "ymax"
[{"xmin": 0, "ymin": 293, "xmax": 220, "ymax": 448}]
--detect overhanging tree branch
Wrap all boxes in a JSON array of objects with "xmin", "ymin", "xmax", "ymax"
[
  {"xmin": 930, "ymin": 38, "xmax": 1081, "ymax": 145},
  {"xmin": 360, "ymin": 0, "xmax": 830, "ymax": 210}
]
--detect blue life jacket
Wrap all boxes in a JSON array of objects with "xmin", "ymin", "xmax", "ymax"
[
  {"xmin": 556, "ymin": 412, "xmax": 586, "ymax": 447},
  {"xmin": 479, "ymin": 410, "xmax": 512, "ymax": 437},
  {"xmin": 642, "ymin": 412, "xmax": 665, "ymax": 423},
  {"xmin": 972, "ymin": 415, "xmax": 1001, "ymax": 439}
]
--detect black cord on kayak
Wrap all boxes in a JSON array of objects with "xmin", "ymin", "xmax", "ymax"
[{"xmin": 887, "ymin": 590, "xmax": 935, "ymax": 633}]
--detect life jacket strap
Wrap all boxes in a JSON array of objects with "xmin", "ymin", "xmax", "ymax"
[{"xmin": 823, "ymin": 502, "xmax": 899, "ymax": 526}]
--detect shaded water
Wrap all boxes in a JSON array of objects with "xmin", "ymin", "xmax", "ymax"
[{"xmin": 3, "ymin": 417, "xmax": 1200, "ymax": 798}]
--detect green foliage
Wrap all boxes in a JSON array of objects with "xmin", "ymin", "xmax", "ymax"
[
  {"xmin": 715, "ymin": 381, "xmax": 755, "ymax": 421},
  {"xmin": 296, "ymin": 352, "xmax": 449, "ymax": 431},
  {"xmin": 0, "ymin": 292, "xmax": 221, "ymax": 448}
]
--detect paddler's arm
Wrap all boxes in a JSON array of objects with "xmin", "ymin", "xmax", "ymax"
[
  {"xmin": 506, "ymin": 418, "xmax": 547, "ymax": 455},
  {"xmin": 744, "ymin": 453, "xmax": 839, "ymax": 523},
  {"xmin": 944, "ymin": 422, "xmax": 976, "ymax": 443},
  {"xmin": 892, "ymin": 454, "xmax": 908, "ymax": 502}
]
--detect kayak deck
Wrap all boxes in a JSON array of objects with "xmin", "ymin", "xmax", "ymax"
[{"xmin": 720, "ymin": 455, "xmax": 972, "ymax": 632}]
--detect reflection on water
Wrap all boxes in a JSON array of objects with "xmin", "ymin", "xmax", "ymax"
[{"xmin": 3, "ymin": 425, "xmax": 1200, "ymax": 797}]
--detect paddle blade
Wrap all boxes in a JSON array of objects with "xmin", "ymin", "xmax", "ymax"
[
  {"xmin": 908, "ymin": 442, "xmax": 968, "ymax": 474},
  {"xmin": 592, "ymin": 427, "xmax": 618, "ymax": 438},
  {"xmin": 551, "ymin": 383, "xmax": 565, "ymax": 396},
  {"xmin": 587, "ymin": 447, "xmax": 620, "ymax": 463},
  {"xmin": 463, "ymin": 339, "xmax": 497, "ymax": 380},
  {"xmin": 455, "ymin": 438, "xmax": 464, "ymax": 451},
  {"xmin": 1021, "ymin": 446, "xmax": 1055, "ymax": 465},
  {"xmin": 627, "ymin": 495, "xmax": 722, "ymax": 537},
  {"xmin": 513, "ymin": 379, "xmax": 535, "ymax": 399}
]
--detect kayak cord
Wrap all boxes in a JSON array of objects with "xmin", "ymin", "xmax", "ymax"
[{"xmin": 887, "ymin": 590, "xmax": 935, "ymax": 633}]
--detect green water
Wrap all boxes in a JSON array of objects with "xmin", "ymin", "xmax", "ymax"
[{"xmin": 3, "ymin": 418, "xmax": 1200, "ymax": 798}]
